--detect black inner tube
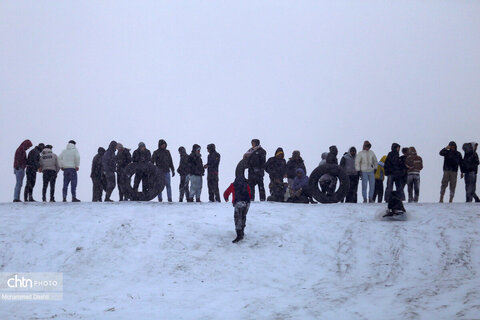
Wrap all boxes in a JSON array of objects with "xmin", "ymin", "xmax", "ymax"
[
  {"xmin": 308, "ymin": 164, "xmax": 350, "ymax": 204},
  {"xmin": 122, "ymin": 162, "xmax": 165, "ymax": 201}
]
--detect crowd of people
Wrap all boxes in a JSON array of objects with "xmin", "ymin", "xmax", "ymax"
[{"xmin": 12, "ymin": 138, "xmax": 479, "ymax": 204}]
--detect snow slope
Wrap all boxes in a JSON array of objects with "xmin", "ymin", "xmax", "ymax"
[{"xmin": 0, "ymin": 202, "xmax": 479, "ymax": 319}]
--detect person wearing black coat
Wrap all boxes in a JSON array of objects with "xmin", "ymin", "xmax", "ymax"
[
  {"xmin": 205, "ymin": 143, "xmax": 221, "ymax": 202},
  {"xmin": 24, "ymin": 143, "xmax": 45, "ymax": 201},
  {"xmin": 265, "ymin": 147, "xmax": 287, "ymax": 202},
  {"xmin": 286, "ymin": 150, "xmax": 307, "ymax": 187},
  {"xmin": 188, "ymin": 144, "xmax": 204, "ymax": 202},
  {"xmin": 177, "ymin": 146, "xmax": 190, "ymax": 202},
  {"xmin": 384, "ymin": 143, "xmax": 406, "ymax": 202},
  {"xmin": 116, "ymin": 143, "xmax": 132, "ymax": 201},
  {"xmin": 91, "ymin": 147, "xmax": 106, "ymax": 202},
  {"xmin": 152, "ymin": 139, "xmax": 175, "ymax": 202},
  {"xmin": 132, "ymin": 142, "xmax": 152, "ymax": 193},
  {"xmin": 461, "ymin": 142, "xmax": 480, "ymax": 202},
  {"xmin": 102, "ymin": 141, "xmax": 117, "ymax": 202},
  {"xmin": 439, "ymin": 141, "xmax": 463, "ymax": 203},
  {"xmin": 244, "ymin": 139, "xmax": 267, "ymax": 201}
]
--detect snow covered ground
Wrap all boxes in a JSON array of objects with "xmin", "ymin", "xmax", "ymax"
[{"xmin": 0, "ymin": 202, "xmax": 479, "ymax": 319}]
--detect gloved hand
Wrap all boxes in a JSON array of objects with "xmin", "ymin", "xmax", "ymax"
[{"xmin": 171, "ymin": 170, "xmax": 175, "ymax": 177}]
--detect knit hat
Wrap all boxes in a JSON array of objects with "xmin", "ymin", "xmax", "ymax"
[{"xmin": 138, "ymin": 142, "xmax": 146, "ymax": 148}]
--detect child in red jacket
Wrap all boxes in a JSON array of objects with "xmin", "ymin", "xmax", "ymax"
[{"xmin": 224, "ymin": 176, "xmax": 252, "ymax": 243}]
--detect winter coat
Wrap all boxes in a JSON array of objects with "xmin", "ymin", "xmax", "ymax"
[
  {"xmin": 39, "ymin": 148, "xmax": 60, "ymax": 172},
  {"xmin": 116, "ymin": 148, "xmax": 132, "ymax": 171},
  {"xmin": 224, "ymin": 177, "xmax": 252, "ymax": 204},
  {"xmin": 188, "ymin": 146, "xmax": 205, "ymax": 176},
  {"xmin": 405, "ymin": 147, "xmax": 423, "ymax": 175},
  {"xmin": 292, "ymin": 168, "xmax": 309, "ymax": 192},
  {"xmin": 26, "ymin": 146, "xmax": 43, "ymax": 171},
  {"xmin": 152, "ymin": 140, "xmax": 175, "ymax": 173},
  {"xmin": 132, "ymin": 148, "xmax": 152, "ymax": 165},
  {"xmin": 265, "ymin": 148, "xmax": 287, "ymax": 180},
  {"xmin": 13, "ymin": 140, "xmax": 33, "ymax": 169},
  {"xmin": 206, "ymin": 150, "xmax": 221, "ymax": 174},
  {"xmin": 384, "ymin": 143, "xmax": 404, "ymax": 177},
  {"xmin": 90, "ymin": 148, "xmax": 105, "ymax": 179},
  {"xmin": 439, "ymin": 143, "xmax": 462, "ymax": 172},
  {"xmin": 340, "ymin": 153, "xmax": 357, "ymax": 176},
  {"xmin": 326, "ymin": 146, "xmax": 338, "ymax": 165},
  {"xmin": 177, "ymin": 151, "xmax": 190, "ymax": 176},
  {"xmin": 102, "ymin": 141, "xmax": 117, "ymax": 173},
  {"xmin": 319, "ymin": 152, "xmax": 328, "ymax": 167},
  {"xmin": 374, "ymin": 156, "xmax": 387, "ymax": 181},
  {"xmin": 245, "ymin": 146, "xmax": 267, "ymax": 177},
  {"xmin": 286, "ymin": 158, "xmax": 306, "ymax": 179},
  {"xmin": 355, "ymin": 149, "xmax": 378, "ymax": 173},
  {"xmin": 59, "ymin": 143, "xmax": 80, "ymax": 169},
  {"xmin": 461, "ymin": 143, "xmax": 480, "ymax": 174}
]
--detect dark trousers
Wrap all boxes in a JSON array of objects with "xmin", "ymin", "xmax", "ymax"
[
  {"xmin": 133, "ymin": 170, "xmax": 147, "ymax": 192},
  {"xmin": 63, "ymin": 168, "xmax": 78, "ymax": 200},
  {"xmin": 267, "ymin": 178, "xmax": 285, "ymax": 202},
  {"xmin": 42, "ymin": 170, "xmax": 57, "ymax": 201},
  {"xmin": 104, "ymin": 171, "xmax": 116, "ymax": 200},
  {"xmin": 247, "ymin": 174, "xmax": 266, "ymax": 201},
  {"xmin": 234, "ymin": 201, "xmax": 250, "ymax": 231},
  {"xmin": 179, "ymin": 175, "xmax": 190, "ymax": 201},
  {"xmin": 24, "ymin": 167, "xmax": 37, "ymax": 201},
  {"xmin": 207, "ymin": 173, "xmax": 221, "ymax": 202},
  {"xmin": 465, "ymin": 172, "xmax": 478, "ymax": 202},
  {"xmin": 92, "ymin": 177, "xmax": 104, "ymax": 202},
  {"xmin": 345, "ymin": 174, "xmax": 359, "ymax": 203},
  {"xmin": 373, "ymin": 179, "xmax": 384, "ymax": 203},
  {"xmin": 117, "ymin": 170, "xmax": 128, "ymax": 201},
  {"xmin": 385, "ymin": 175, "xmax": 405, "ymax": 202}
]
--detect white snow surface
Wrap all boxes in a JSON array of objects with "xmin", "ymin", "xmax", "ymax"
[{"xmin": 1, "ymin": 202, "xmax": 479, "ymax": 319}]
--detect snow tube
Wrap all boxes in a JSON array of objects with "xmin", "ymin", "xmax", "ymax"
[
  {"xmin": 122, "ymin": 163, "xmax": 165, "ymax": 201},
  {"xmin": 235, "ymin": 159, "xmax": 247, "ymax": 179},
  {"xmin": 308, "ymin": 164, "xmax": 350, "ymax": 204}
]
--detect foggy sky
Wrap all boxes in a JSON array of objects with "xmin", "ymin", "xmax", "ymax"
[{"xmin": 1, "ymin": 1, "xmax": 479, "ymax": 203}]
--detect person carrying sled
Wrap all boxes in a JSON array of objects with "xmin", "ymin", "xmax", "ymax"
[{"xmin": 224, "ymin": 176, "xmax": 252, "ymax": 243}]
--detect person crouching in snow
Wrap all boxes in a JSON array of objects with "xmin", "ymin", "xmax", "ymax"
[
  {"xmin": 224, "ymin": 176, "xmax": 252, "ymax": 243},
  {"xmin": 383, "ymin": 190, "xmax": 406, "ymax": 217}
]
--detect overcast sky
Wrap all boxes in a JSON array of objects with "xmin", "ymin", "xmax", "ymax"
[{"xmin": 1, "ymin": 1, "xmax": 479, "ymax": 203}]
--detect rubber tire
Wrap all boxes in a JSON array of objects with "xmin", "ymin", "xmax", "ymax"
[
  {"xmin": 235, "ymin": 159, "xmax": 247, "ymax": 179},
  {"xmin": 122, "ymin": 162, "xmax": 165, "ymax": 201},
  {"xmin": 308, "ymin": 164, "xmax": 350, "ymax": 204}
]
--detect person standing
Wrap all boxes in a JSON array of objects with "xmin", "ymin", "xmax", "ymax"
[
  {"xmin": 384, "ymin": 143, "xmax": 406, "ymax": 202},
  {"xmin": 224, "ymin": 176, "xmax": 252, "ymax": 243},
  {"xmin": 24, "ymin": 143, "xmax": 45, "ymax": 202},
  {"xmin": 372, "ymin": 155, "xmax": 387, "ymax": 203},
  {"xmin": 244, "ymin": 139, "xmax": 267, "ymax": 201},
  {"xmin": 152, "ymin": 139, "xmax": 175, "ymax": 202},
  {"xmin": 340, "ymin": 147, "xmax": 359, "ymax": 203},
  {"xmin": 132, "ymin": 142, "xmax": 152, "ymax": 193},
  {"xmin": 59, "ymin": 140, "xmax": 81, "ymax": 202},
  {"xmin": 188, "ymin": 144, "xmax": 205, "ymax": 202},
  {"xmin": 461, "ymin": 142, "xmax": 479, "ymax": 202},
  {"xmin": 405, "ymin": 147, "xmax": 423, "ymax": 203},
  {"xmin": 355, "ymin": 140, "xmax": 378, "ymax": 203},
  {"xmin": 91, "ymin": 147, "xmax": 106, "ymax": 202},
  {"xmin": 13, "ymin": 140, "xmax": 33, "ymax": 202},
  {"xmin": 205, "ymin": 143, "xmax": 221, "ymax": 202},
  {"xmin": 439, "ymin": 141, "xmax": 463, "ymax": 203},
  {"xmin": 265, "ymin": 147, "xmax": 287, "ymax": 202},
  {"xmin": 102, "ymin": 141, "xmax": 118, "ymax": 202},
  {"xmin": 116, "ymin": 143, "xmax": 132, "ymax": 201},
  {"xmin": 286, "ymin": 150, "xmax": 307, "ymax": 188},
  {"xmin": 39, "ymin": 145, "xmax": 60, "ymax": 202},
  {"xmin": 177, "ymin": 146, "xmax": 190, "ymax": 202}
]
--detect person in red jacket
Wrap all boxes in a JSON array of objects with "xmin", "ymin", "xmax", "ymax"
[
  {"xmin": 224, "ymin": 176, "xmax": 252, "ymax": 243},
  {"xmin": 13, "ymin": 140, "xmax": 33, "ymax": 202}
]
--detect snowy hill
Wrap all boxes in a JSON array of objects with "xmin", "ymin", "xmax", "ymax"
[{"xmin": 1, "ymin": 202, "xmax": 479, "ymax": 319}]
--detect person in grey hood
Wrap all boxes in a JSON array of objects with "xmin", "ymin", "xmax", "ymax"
[
  {"xmin": 152, "ymin": 139, "xmax": 175, "ymax": 202},
  {"xmin": 340, "ymin": 147, "xmax": 359, "ymax": 203},
  {"xmin": 39, "ymin": 145, "xmax": 60, "ymax": 202},
  {"xmin": 102, "ymin": 140, "xmax": 118, "ymax": 202}
]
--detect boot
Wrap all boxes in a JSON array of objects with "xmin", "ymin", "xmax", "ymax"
[
  {"xmin": 439, "ymin": 195, "xmax": 444, "ymax": 203},
  {"xmin": 449, "ymin": 195, "xmax": 454, "ymax": 203},
  {"xmin": 50, "ymin": 197, "xmax": 55, "ymax": 203},
  {"xmin": 13, "ymin": 199, "xmax": 22, "ymax": 203},
  {"xmin": 42, "ymin": 197, "xmax": 46, "ymax": 202},
  {"xmin": 104, "ymin": 198, "xmax": 113, "ymax": 202},
  {"xmin": 72, "ymin": 198, "xmax": 81, "ymax": 202},
  {"xmin": 232, "ymin": 229, "xmax": 243, "ymax": 243},
  {"xmin": 196, "ymin": 198, "xmax": 201, "ymax": 203},
  {"xmin": 187, "ymin": 198, "xmax": 193, "ymax": 203},
  {"xmin": 63, "ymin": 198, "xmax": 67, "ymax": 202}
]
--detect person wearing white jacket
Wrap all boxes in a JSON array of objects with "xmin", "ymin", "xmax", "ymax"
[
  {"xmin": 355, "ymin": 140, "xmax": 378, "ymax": 203},
  {"xmin": 59, "ymin": 140, "xmax": 81, "ymax": 202}
]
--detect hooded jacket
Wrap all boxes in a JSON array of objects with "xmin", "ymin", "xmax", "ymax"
[
  {"xmin": 14, "ymin": 140, "xmax": 33, "ymax": 169},
  {"xmin": 340, "ymin": 147, "xmax": 357, "ymax": 176},
  {"xmin": 152, "ymin": 139, "xmax": 175, "ymax": 173},
  {"xmin": 374, "ymin": 156, "xmax": 387, "ymax": 181},
  {"xmin": 39, "ymin": 148, "xmax": 60, "ymax": 172},
  {"xmin": 116, "ymin": 148, "xmax": 132, "ymax": 171},
  {"xmin": 188, "ymin": 144, "xmax": 205, "ymax": 176},
  {"xmin": 91, "ymin": 148, "xmax": 106, "ymax": 179},
  {"xmin": 206, "ymin": 144, "xmax": 221, "ymax": 174},
  {"xmin": 102, "ymin": 141, "xmax": 117, "ymax": 173},
  {"xmin": 59, "ymin": 143, "xmax": 80, "ymax": 169},
  {"xmin": 461, "ymin": 143, "xmax": 479, "ymax": 174},
  {"xmin": 286, "ymin": 157, "xmax": 307, "ymax": 179},
  {"xmin": 26, "ymin": 144, "xmax": 44, "ymax": 172},
  {"xmin": 355, "ymin": 149, "xmax": 378, "ymax": 173},
  {"xmin": 265, "ymin": 148, "xmax": 287, "ymax": 180},
  {"xmin": 439, "ymin": 142, "xmax": 462, "ymax": 172},
  {"xmin": 177, "ymin": 147, "xmax": 190, "ymax": 176},
  {"xmin": 405, "ymin": 147, "xmax": 423, "ymax": 174},
  {"xmin": 224, "ymin": 176, "xmax": 252, "ymax": 204},
  {"xmin": 384, "ymin": 143, "xmax": 404, "ymax": 177},
  {"xmin": 292, "ymin": 168, "xmax": 309, "ymax": 192},
  {"xmin": 326, "ymin": 145, "xmax": 338, "ymax": 165}
]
